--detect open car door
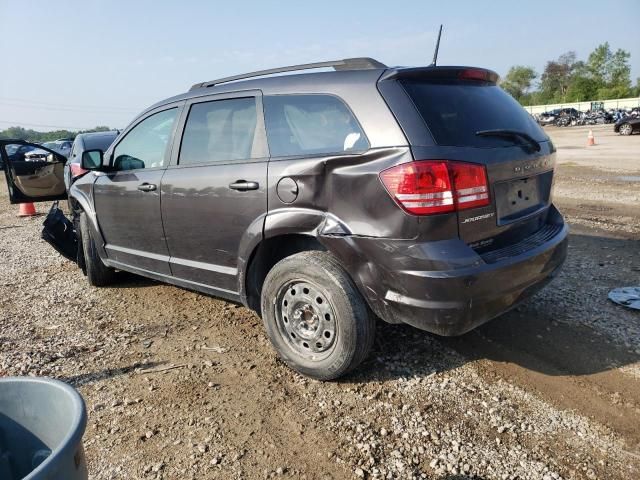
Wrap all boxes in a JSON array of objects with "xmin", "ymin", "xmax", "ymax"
[{"xmin": 0, "ymin": 140, "xmax": 68, "ymax": 204}]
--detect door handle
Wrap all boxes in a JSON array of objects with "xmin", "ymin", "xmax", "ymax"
[
  {"xmin": 229, "ymin": 180, "xmax": 259, "ymax": 191},
  {"xmin": 137, "ymin": 183, "xmax": 157, "ymax": 192}
]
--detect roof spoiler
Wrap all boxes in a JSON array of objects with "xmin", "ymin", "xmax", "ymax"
[
  {"xmin": 380, "ymin": 66, "xmax": 499, "ymax": 84},
  {"xmin": 189, "ymin": 57, "xmax": 388, "ymax": 91}
]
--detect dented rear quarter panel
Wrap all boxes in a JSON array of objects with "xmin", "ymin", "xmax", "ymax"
[{"xmin": 264, "ymin": 147, "xmax": 458, "ymax": 240}]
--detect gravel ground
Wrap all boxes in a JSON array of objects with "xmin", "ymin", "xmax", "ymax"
[{"xmin": 0, "ymin": 125, "xmax": 639, "ymax": 479}]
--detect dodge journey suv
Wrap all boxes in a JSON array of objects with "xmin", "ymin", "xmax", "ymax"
[{"xmin": 1, "ymin": 57, "xmax": 568, "ymax": 380}]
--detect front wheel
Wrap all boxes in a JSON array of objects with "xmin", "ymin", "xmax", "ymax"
[
  {"xmin": 260, "ymin": 251, "xmax": 375, "ymax": 380},
  {"xmin": 619, "ymin": 123, "xmax": 633, "ymax": 136}
]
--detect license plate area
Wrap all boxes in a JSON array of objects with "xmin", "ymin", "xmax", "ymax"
[{"xmin": 494, "ymin": 171, "xmax": 552, "ymax": 225}]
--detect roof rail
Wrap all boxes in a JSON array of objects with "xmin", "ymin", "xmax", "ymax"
[{"xmin": 189, "ymin": 57, "xmax": 387, "ymax": 91}]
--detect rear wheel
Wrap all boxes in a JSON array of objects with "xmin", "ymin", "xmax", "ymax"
[
  {"xmin": 619, "ymin": 123, "xmax": 633, "ymax": 136},
  {"xmin": 80, "ymin": 212, "xmax": 116, "ymax": 287},
  {"xmin": 260, "ymin": 251, "xmax": 375, "ymax": 380}
]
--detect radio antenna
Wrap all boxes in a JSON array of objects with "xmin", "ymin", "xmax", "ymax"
[{"xmin": 430, "ymin": 25, "xmax": 443, "ymax": 66}]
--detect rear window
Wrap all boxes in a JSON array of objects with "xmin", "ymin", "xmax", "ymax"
[
  {"xmin": 264, "ymin": 94, "xmax": 368, "ymax": 157},
  {"xmin": 401, "ymin": 80, "xmax": 547, "ymax": 147}
]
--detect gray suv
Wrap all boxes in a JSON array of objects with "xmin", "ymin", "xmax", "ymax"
[{"xmin": 1, "ymin": 58, "xmax": 568, "ymax": 380}]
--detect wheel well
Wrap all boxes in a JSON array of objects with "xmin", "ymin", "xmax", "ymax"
[
  {"xmin": 69, "ymin": 201, "xmax": 86, "ymax": 273},
  {"xmin": 245, "ymin": 234, "xmax": 326, "ymax": 312},
  {"xmin": 68, "ymin": 197, "xmax": 85, "ymax": 220}
]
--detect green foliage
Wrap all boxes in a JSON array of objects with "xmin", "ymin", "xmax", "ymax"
[
  {"xmin": 586, "ymin": 42, "xmax": 631, "ymax": 89},
  {"xmin": 539, "ymin": 52, "xmax": 580, "ymax": 103},
  {"xmin": 633, "ymin": 78, "xmax": 640, "ymax": 97},
  {"xmin": 582, "ymin": 42, "xmax": 632, "ymax": 101},
  {"xmin": 500, "ymin": 66, "xmax": 537, "ymax": 102},
  {"xmin": 503, "ymin": 43, "xmax": 636, "ymax": 106},
  {"xmin": 0, "ymin": 126, "xmax": 112, "ymax": 143}
]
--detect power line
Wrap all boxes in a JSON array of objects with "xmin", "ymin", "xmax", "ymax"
[
  {"xmin": 0, "ymin": 96, "xmax": 140, "ymax": 112},
  {"xmin": 0, "ymin": 101, "xmax": 138, "ymax": 114},
  {"xmin": 0, "ymin": 120, "xmax": 115, "ymax": 130}
]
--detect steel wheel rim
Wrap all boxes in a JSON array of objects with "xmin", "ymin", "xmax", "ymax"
[
  {"xmin": 274, "ymin": 280, "xmax": 337, "ymax": 360},
  {"xmin": 621, "ymin": 124, "xmax": 632, "ymax": 135}
]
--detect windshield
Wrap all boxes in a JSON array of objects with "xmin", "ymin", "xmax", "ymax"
[{"xmin": 401, "ymin": 79, "xmax": 548, "ymax": 148}]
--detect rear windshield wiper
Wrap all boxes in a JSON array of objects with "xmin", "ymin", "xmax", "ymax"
[{"xmin": 476, "ymin": 129, "xmax": 541, "ymax": 152}]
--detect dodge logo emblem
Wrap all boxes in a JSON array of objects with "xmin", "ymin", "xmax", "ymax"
[{"xmin": 514, "ymin": 158, "xmax": 551, "ymax": 174}]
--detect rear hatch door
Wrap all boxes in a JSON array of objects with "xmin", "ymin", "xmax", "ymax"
[{"xmin": 383, "ymin": 68, "xmax": 557, "ymax": 249}]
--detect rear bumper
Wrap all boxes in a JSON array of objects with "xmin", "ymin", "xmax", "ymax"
[{"xmin": 322, "ymin": 206, "xmax": 568, "ymax": 336}]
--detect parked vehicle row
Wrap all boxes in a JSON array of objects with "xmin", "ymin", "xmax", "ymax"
[
  {"xmin": 534, "ymin": 107, "xmax": 640, "ymax": 135},
  {"xmin": 535, "ymin": 108, "xmax": 582, "ymax": 126},
  {"xmin": 1, "ymin": 58, "xmax": 568, "ymax": 380}
]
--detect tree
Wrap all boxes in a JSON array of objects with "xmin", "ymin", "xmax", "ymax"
[
  {"xmin": 587, "ymin": 43, "xmax": 610, "ymax": 84},
  {"xmin": 506, "ymin": 43, "xmax": 635, "ymax": 106},
  {"xmin": 0, "ymin": 126, "xmax": 115, "ymax": 143},
  {"xmin": 501, "ymin": 66, "xmax": 537, "ymax": 102},
  {"xmin": 608, "ymin": 49, "xmax": 631, "ymax": 89},
  {"xmin": 538, "ymin": 51, "xmax": 580, "ymax": 103},
  {"xmin": 565, "ymin": 75, "xmax": 599, "ymax": 102},
  {"xmin": 633, "ymin": 78, "xmax": 640, "ymax": 97},
  {"xmin": 586, "ymin": 42, "xmax": 632, "ymax": 98}
]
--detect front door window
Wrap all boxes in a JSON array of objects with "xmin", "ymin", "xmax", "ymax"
[{"xmin": 112, "ymin": 108, "xmax": 178, "ymax": 171}]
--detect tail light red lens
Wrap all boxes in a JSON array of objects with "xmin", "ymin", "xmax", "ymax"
[
  {"xmin": 380, "ymin": 160, "xmax": 490, "ymax": 216},
  {"xmin": 69, "ymin": 163, "xmax": 88, "ymax": 179},
  {"xmin": 379, "ymin": 161, "xmax": 454, "ymax": 215},
  {"xmin": 449, "ymin": 162, "xmax": 490, "ymax": 210}
]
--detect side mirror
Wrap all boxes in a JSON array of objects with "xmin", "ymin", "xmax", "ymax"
[
  {"xmin": 45, "ymin": 151, "xmax": 66, "ymax": 163},
  {"xmin": 81, "ymin": 149, "xmax": 104, "ymax": 170},
  {"xmin": 113, "ymin": 155, "xmax": 145, "ymax": 171}
]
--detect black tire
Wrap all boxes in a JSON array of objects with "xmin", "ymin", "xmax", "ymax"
[
  {"xmin": 260, "ymin": 251, "xmax": 375, "ymax": 381},
  {"xmin": 80, "ymin": 212, "xmax": 116, "ymax": 287}
]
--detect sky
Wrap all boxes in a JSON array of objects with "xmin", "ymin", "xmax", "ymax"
[{"xmin": 1, "ymin": 0, "xmax": 639, "ymax": 131}]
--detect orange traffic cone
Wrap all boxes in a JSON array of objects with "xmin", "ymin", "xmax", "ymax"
[
  {"xmin": 587, "ymin": 130, "xmax": 596, "ymax": 146},
  {"xmin": 17, "ymin": 202, "xmax": 37, "ymax": 217}
]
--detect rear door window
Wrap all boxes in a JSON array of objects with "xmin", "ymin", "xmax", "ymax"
[
  {"xmin": 264, "ymin": 94, "xmax": 368, "ymax": 157},
  {"xmin": 401, "ymin": 80, "xmax": 547, "ymax": 147},
  {"xmin": 179, "ymin": 97, "xmax": 258, "ymax": 165}
]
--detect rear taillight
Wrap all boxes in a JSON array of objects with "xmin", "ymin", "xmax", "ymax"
[
  {"xmin": 69, "ymin": 163, "xmax": 88, "ymax": 179},
  {"xmin": 379, "ymin": 161, "xmax": 454, "ymax": 215},
  {"xmin": 449, "ymin": 162, "xmax": 490, "ymax": 210},
  {"xmin": 380, "ymin": 160, "xmax": 490, "ymax": 216}
]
